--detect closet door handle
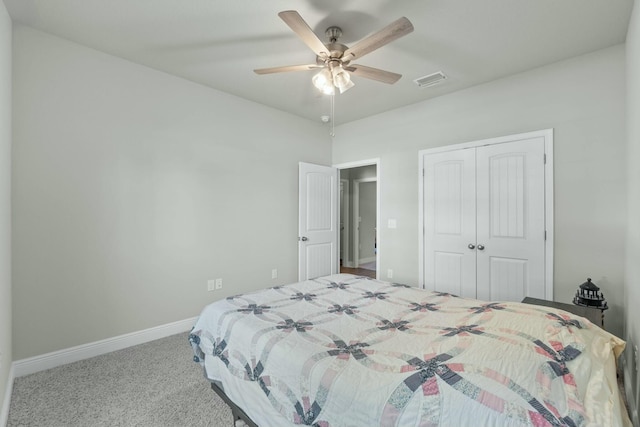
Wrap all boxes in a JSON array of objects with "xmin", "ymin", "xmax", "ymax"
[
  {"xmin": 468, "ymin": 244, "xmax": 476, "ymax": 250},
  {"xmin": 477, "ymin": 244, "xmax": 485, "ymax": 251}
]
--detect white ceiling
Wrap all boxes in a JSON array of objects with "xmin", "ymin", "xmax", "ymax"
[{"xmin": 4, "ymin": 0, "xmax": 634, "ymax": 124}]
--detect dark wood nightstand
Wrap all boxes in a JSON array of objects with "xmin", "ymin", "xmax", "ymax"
[{"xmin": 521, "ymin": 297, "xmax": 604, "ymax": 328}]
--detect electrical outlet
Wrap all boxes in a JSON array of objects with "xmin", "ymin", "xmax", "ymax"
[
  {"xmin": 272, "ymin": 268, "xmax": 278, "ymax": 279},
  {"xmin": 215, "ymin": 278, "xmax": 223, "ymax": 290},
  {"xmin": 387, "ymin": 269, "xmax": 393, "ymax": 279},
  {"xmin": 207, "ymin": 280, "xmax": 215, "ymax": 292}
]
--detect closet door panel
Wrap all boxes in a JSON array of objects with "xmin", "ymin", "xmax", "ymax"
[
  {"xmin": 488, "ymin": 257, "xmax": 528, "ymax": 302},
  {"xmin": 433, "ymin": 252, "xmax": 465, "ymax": 296},
  {"xmin": 476, "ymin": 138, "xmax": 546, "ymax": 301},
  {"xmin": 423, "ymin": 149, "xmax": 477, "ymax": 297}
]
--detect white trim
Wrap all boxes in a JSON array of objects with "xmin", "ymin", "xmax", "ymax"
[
  {"xmin": 418, "ymin": 153, "xmax": 426, "ymax": 289},
  {"xmin": 353, "ymin": 177, "xmax": 377, "ymax": 269},
  {"xmin": 13, "ymin": 317, "xmax": 198, "ymax": 378},
  {"xmin": 542, "ymin": 130, "xmax": 554, "ymax": 298},
  {"xmin": 1, "ymin": 364, "xmax": 14, "ymax": 427},
  {"xmin": 418, "ymin": 129, "xmax": 554, "ymax": 297},
  {"xmin": 340, "ymin": 179, "xmax": 350, "ymax": 269},
  {"xmin": 333, "ymin": 159, "xmax": 380, "ymax": 280},
  {"xmin": 333, "ymin": 159, "xmax": 379, "ymax": 170},
  {"xmin": 353, "ymin": 179, "xmax": 360, "ymax": 268},
  {"xmin": 418, "ymin": 129, "xmax": 549, "ymax": 155},
  {"xmin": 622, "ymin": 356, "xmax": 639, "ymax": 426}
]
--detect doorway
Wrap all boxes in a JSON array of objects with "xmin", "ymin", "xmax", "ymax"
[{"xmin": 335, "ymin": 161, "xmax": 378, "ymax": 279}]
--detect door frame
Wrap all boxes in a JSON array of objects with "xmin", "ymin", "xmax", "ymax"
[
  {"xmin": 339, "ymin": 179, "xmax": 350, "ymax": 268},
  {"xmin": 418, "ymin": 129, "xmax": 554, "ymax": 297},
  {"xmin": 334, "ymin": 158, "xmax": 380, "ymax": 279},
  {"xmin": 353, "ymin": 177, "xmax": 377, "ymax": 268}
]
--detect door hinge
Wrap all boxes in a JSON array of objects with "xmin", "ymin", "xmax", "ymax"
[
  {"xmin": 544, "ymin": 230, "xmax": 547, "ymax": 241},
  {"xmin": 543, "ymin": 154, "xmax": 547, "ymax": 164}
]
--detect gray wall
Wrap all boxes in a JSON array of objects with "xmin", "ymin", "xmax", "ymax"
[
  {"xmin": 0, "ymin": 0, "xmax": 12, "ymax": 417},
  {"xmin": 333, "ymin": 45, "xmax": 628, "ymax": 339},
  {"xmin": 625, "ymin": 1, "xmax": 640, "ymax": 421},
  {"xmin": 358, "ymin": 181, "xmax": 376, "ymax": 262},
  {"xmin": 11, "ymin": 26, "xmax": 331, "ymax": 360}
]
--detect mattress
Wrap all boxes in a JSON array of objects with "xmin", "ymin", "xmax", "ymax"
[{"xmin": 190, "ymin": 274, "xmax": 631, "ymax": 427}]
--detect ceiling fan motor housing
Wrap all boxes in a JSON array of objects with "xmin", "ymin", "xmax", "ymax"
[
  {"xmin": 316, "ymin": 42, "xmax": 350, "ymax": 66},
  {"xmin": 312, "ymin": 26, "xmax": 350, "ymax": 66}
]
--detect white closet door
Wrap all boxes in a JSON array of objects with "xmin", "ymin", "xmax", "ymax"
[
  {"xmin": 475, "ymin": 138, "xmax": 546, "ymax": 301},
  {"xmin": 423, "ymin": 149, "xmax": 477, "ymax": 297}
]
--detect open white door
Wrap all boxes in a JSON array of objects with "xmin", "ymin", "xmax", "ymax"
[{"xmin": 299, "ymin": 162, "xmax": 339, "ymax": 281}]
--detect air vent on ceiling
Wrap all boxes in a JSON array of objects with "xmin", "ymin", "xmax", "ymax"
[{"xmin": 413, "ymin": 71, "xmax": 447, "ymax": 88}]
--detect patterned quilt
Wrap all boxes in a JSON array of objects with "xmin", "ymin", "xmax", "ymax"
[{"xmin": 190, "ymin": 274, "xmax": 630, "ymax": 427}]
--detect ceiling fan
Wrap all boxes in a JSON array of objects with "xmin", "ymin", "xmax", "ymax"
[{"xmin": 254, "ymin": 11, "xmax": 414, "ymax": 95}]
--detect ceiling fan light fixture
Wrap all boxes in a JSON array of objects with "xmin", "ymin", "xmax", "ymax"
[
  {"xmin": 337, "ymin": 78, "xmax": 355, "ymax": 94},
  {"xmin": 312, "ymin": 69, "xmax": 335, "ymax": 95},
  {"xmin": 332, "ymin": 66, "xmax": 349, "ymax": 86},
  {"xmin": 330, "ymin": 63, "xmax": 355, "ymax": 93}
]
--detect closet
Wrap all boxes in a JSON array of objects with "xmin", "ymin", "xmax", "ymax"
[{"xmin": 419, "ymin": 130, "xmax": 553, "ymax": 302}]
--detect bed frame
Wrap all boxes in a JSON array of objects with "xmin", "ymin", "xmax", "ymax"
[{"xmin": 211, "ymin": 381, "xmax": 259, "ymax": 427}]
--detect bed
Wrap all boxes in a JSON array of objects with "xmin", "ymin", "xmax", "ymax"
[{"xmin": 189, "ymin": 274, "xmax": 631, "ymax": 427}]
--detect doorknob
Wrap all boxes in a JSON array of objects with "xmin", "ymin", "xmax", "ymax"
[
  {"xmin": 299, "ymin": 236, "xmax": 309, "ymax": 242},
  {"xmin": 468, "ymin": 244, "xmax": 475, "ymax": 250},
  {"xmin": 477, "ymin": 244, "xmax": 485, "ymax": 250}
]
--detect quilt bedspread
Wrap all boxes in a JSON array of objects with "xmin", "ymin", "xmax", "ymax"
[{"xmin": 190, "ymin": 274, "xmax": 630, "ymax": 427}]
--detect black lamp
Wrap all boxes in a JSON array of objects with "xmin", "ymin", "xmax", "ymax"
[{"xmin": 573, "ymin": 278, "xmax": 608, "ymax": 310}]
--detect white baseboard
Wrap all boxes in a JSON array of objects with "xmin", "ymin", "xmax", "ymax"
[
  {"xmin": 13, "ymin": 316, "xmax": 198, "ymax": 378},
  {"xmin": 622, "ymin": 356, "xmax": 639, "ymax": 426},
  {"xmin": 1, "ymin": 364, "xmax": 14, "ymax": 427}
]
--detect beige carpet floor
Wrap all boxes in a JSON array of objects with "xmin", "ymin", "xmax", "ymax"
[{"xmin": 7, "ymin": 332, "xmax": 233, "ymax": 427}]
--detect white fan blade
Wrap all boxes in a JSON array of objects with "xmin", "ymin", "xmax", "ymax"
[
  {"xmin": 254, "ymin": 64, "xmax": 324, "ymax": 75},
  {"xmin": 278, "ymin": 11, "xmax": 329, "ymax": 59},
  {"xmin": 343, "ymin": 17, "xmax": 414, "ymax": 62},
  {"xmin": 345, "ymin": 64, "xmax": 402, "ymax": 84}
]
